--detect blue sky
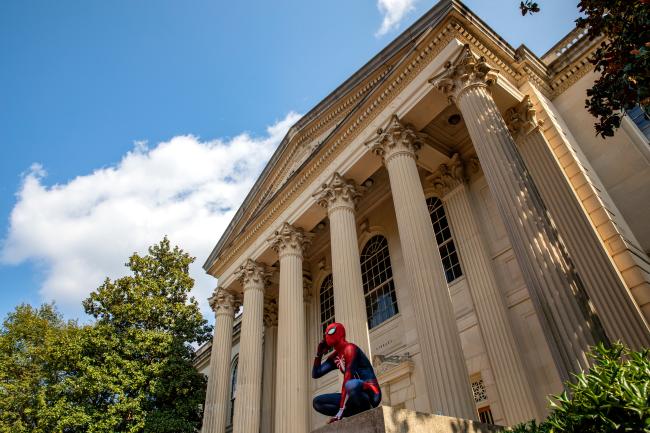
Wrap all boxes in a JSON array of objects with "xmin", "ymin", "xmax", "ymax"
[{"xmin": 0, "ymin": 0, "xmax": 579, "ymax": 324}]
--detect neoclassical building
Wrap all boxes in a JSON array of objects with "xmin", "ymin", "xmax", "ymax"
[{"xmin": 195, "ymin": 1, "xmax": 650, "ymax": 432}]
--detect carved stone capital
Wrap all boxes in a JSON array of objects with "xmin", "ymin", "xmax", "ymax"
[
  {"xmin": 429, "ymin": 44, "xmax": 499, "ymax": 103},
  {"xmin": 269, "ymin": 222, "xmax": 313, "ymax": 258},
  {"xmin": 313, "ymin": 172, "xmax": 363, "ymax": 212},
  {"xmin": 427, "ymin": 153, "xmax": 467, "ymax": 197},
  {"xmin": 236, "ymin": 258, "xmax": 270, "ymax": 292},
  {"xmin": 505, "ymin": 95, "xmax": 544, "ymax": 139},
  {"xmin": 263, "ymin": 297, "xmax": 278, "ymax": 328},
  {"xmin": 208, "ymin": 287, "xmax": 242, "ymax": 316},
  {"xmin": 368, "ymin": 115, "xmax": 422, "ymax": 163}
]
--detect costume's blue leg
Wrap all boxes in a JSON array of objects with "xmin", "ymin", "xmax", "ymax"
[
  {"xmin": 313, "ymin": 393, "xmax": 341, "ymax": 417},
  {"xmin": 342, "ymin": 379, "xmax": 372, "ymax": 417}
]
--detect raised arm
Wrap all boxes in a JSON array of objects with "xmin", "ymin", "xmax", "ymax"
[{"xmin": 312, "ymin": 340, "xmax": 336, "ymax": 379}]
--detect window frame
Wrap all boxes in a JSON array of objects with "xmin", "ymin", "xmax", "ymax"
[
  {"xmin": 228, "ymin": 355, "xmax": 238, "ymax": 427},
  {"xmin": 318, "ymin": 273, "xmax": 335, "ymax": 334},
  {"xmin": 426, "ymin": 196, "xmax": 463, "ymax": 283},
  {"xmin": 360, "ymin": 234, "xmax": 399, "ymax": 329}
]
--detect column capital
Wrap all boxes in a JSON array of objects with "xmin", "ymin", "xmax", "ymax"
[
  {"xmin": 427, "ymin": 153, "xmax": 466, "ymax": 197},
  {"xmin": 208, "ymin": 287, "xmax": 242, "ymax": 317},
  {"xmin": 505, "ymin": 95, "xmax": 544, "ymax": 139},
  {"xmin": 429, "ymin": 44, "xmax": 499, "ymax": 103},
  {"xmin": 269, "ymin": 222, "xmax": 313, "ymax": 258},
  {"xmin": 237, "ymin": 258, "xmax": 270, "ymax": 292},
  {"xmin": 368, "ymin": 115, "xmax": 422, "ymax": 163},
  {"xmin": 263, "ymin": 297, "xmax": 278, "ymax": 328},
  {"xmin": 313, "ymin": 172, "xmax": 363, "ymax": 212}
]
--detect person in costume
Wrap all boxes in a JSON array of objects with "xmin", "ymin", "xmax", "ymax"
[{"xmin": 312, "ymin": 322, "xmax": 381, "ymax": 423}]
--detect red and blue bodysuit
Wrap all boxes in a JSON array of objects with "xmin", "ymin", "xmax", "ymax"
[{"xmin": 312, "ymin": 322, "xmax": 381, "ymax": 423}]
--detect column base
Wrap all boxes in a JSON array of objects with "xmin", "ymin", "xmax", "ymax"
[{"xmin": 311, "ymin": 406, "xmax": 503, "ymax": 433}]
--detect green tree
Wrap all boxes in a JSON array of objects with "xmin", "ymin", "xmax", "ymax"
[
  {"xmin": 521, "ymin": 1, "xmax": 649, "ymax": 138},
  {"xmin": 0, "ymin": 238, "xmax": 212, "ymax": 433},
  {"xmin": 0, "ymin": 303, "xmax": 79, "ymax": 433},
  {"xmin": 75, "ymin": 237, "xmax": 212, "ymax": 433}
]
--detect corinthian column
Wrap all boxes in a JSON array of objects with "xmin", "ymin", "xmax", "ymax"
[
  {"xmin": 368, "ymin": 118, "xmax": 476, "ymax": 420},
  {"xmin": 314, "ymin": 172, "xmax": 371, "ymax": 355},
  {"xmin": 269, "ymin": 223, "xmax": 312, "ymax": 433},
  {"xmin": 232, "ymin": 259, "xmax": 268, "ymax": 433},
  {"xmin": 505, "ymin": 96, "xmax": 650, "ymax": 349},
  {"xmin": 430, "ymin": 44, "xmax": 608, "ymax": 381},
  {"xmin": 429, "ymin": 155, "xmax": 539, "ymax": 423},
  {"xmin": 202, "ymin": 288, "xmax": 241, "ymax": 433},
  {"xmin": 260, "ymin": 298, "xmax": 278, "ymax": 433}
]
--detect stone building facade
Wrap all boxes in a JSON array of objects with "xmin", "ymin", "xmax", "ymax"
[{"xmin": 195, "ymin": 1, "xmax": 650, "ymax": 432}]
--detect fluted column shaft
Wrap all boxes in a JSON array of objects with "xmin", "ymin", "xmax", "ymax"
[
  {"xmin": 260, "ymin": 299, "xmax": 278, "ymax": 433},
  {"xmin": 457, "ymin": 85, "xmax": 607, "ymax": 379},
  {"xmin": 509, "ymin": 98, "xmax": 650, "ymax": 348},
  {"xmin": 232, "ymin": 260, "xmax": 267, "ymax": 433},
  {"xmin": 439, "ymin": 174, "xmax": 538, "ymax": 423},
  {"xmin": 202, "ymin": 289, "xmax": 240, "ymax": 433},
  {"xmin": 314, "ymin": 173, "xmax": 371, "ymax": 355},
  {"xmin": 369, "ymin": 117, "xmax": 477, "ymax": 420},
  {"xmin": 431, "ymin": 46, "xmax": 607, "ymax": 381},
  {"xmin": 270, "ymin": 223, "xmax": 311, "ymax": 433}
]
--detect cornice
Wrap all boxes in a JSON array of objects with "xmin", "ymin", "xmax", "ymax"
[
  {"xmin": 548, "ymin": 47, "xmax": 599, "ymax": 98},
  {"xmin": 204, "ymin": 1, "xmax": 601, "ymax": 277},
  {"xmin": 207, "ymin": 20, "xmax": 459, "ymax": 276}
]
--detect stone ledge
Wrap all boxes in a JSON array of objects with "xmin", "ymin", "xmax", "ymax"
[{"xmin": 312, "ymin": 406, "xmax": 503, "ymax": 433}]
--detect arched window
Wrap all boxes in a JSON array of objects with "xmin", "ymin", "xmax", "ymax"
[
  {"xmin": 427, "ymin": 197, "xmax": 463, "ymax": 283},
  {"xmin": 319, "ymin": 274, "xmax": 335, "ymax": 333},
  {"xmin": 228, "ymin": 356, "xmax": 238, "ymax": 426},
  {"xmin": 360, "ymin": 235, "xmax": 398, "ymax": 329}
]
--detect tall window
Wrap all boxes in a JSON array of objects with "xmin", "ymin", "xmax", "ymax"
[
  {"xmin": 360, "ymin": 235, "xmax": 399, "ymax": 329},
  {"xmin": 228, "ymin": 356, "xmax": 238, "ymax": 427},
  {"xmin": 427, "ymin": 197, "xmax": 463, "ymax": 283},
  {"xmin": 319, "ymin": 274, "xmax": 335, "ymax": 333}
]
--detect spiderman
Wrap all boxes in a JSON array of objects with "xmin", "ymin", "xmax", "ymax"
[{"xmin": 312, "ymin": 322, "xmax": 381, "ymax": 423}]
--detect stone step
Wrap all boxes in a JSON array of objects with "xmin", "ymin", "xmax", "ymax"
[{"xmin": 312, "ymin": 406, "xmax": 503, "ymax": 433}]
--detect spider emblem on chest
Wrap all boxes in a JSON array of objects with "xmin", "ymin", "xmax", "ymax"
[{"xmin": 334, "ymin": 354, "xmax": 346, "ymax": 372}]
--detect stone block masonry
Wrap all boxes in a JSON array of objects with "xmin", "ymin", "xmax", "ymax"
[{"xmin": 312, "ymin": 406, "xmax": 503, "ymax": 433}]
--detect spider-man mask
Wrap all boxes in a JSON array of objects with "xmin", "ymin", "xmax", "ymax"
[{"xmin": 324, "ymin": 322, "xmax": 346, "ymax": 347}]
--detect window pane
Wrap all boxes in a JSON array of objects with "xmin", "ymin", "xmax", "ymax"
[
  {"xmin": 319, "ymin": 274, "xmax": 335, "ymax": 333},
  {"xmin": 427, "ymin": 197, "xmax": 463, "ymax": 283},
  {"xmin": 361, "ymin": 235, "xmax": 399, "ymax": 329}
]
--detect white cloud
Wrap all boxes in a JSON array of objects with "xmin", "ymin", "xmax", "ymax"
[
  {"xmin": 376, "ymin": 0, "xmax": 417, "ymax": 37},
  {"xmin": 1, "ymin": 112, "xmax": 301, "ymax": 322}
]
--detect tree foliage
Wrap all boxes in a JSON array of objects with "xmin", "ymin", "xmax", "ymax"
[
  {"xmin": 512, "ymin": 342, "xmax": 650, "ymax": 433},
  {"xmin": 0, "ymin": 304, "xmax": 78, "ymax": 433},
  {"xmin": 0, "ymin": 238, "xmax": 212, "ymax": 433},
  {"xmin": 521, "ymin": 0, "xmax": 650, "ymax": 138}
]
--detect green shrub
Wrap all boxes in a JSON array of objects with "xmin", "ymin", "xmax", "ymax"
[{"xmin": 513, "ymin": 342, "xmax": 650, "ymax": 433}]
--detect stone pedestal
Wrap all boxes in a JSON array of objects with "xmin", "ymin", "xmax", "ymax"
[{"xmin": 312, "ymin": 406, "xmax": 502, "ymax": 433}]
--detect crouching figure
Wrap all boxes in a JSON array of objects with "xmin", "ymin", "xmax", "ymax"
[{"xmin": 312, "ymin": 322, "xmax": 381, "ymax": 424}]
